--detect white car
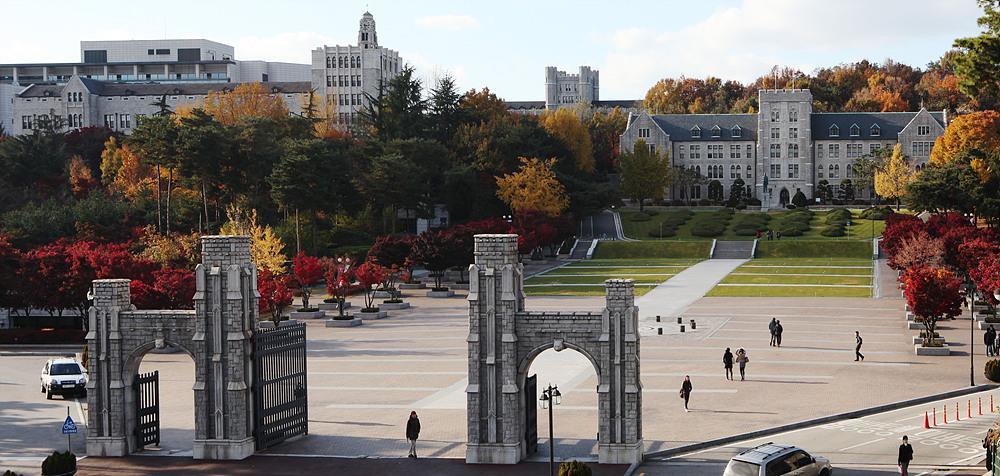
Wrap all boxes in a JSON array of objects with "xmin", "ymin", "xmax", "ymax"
[
  {"xmin": 724, "ymin": 443, "xmax": 833, "ymax": 476},
  {"xmin": 40, "ymin": 358, "xmax": 87, "ymax": 400}
]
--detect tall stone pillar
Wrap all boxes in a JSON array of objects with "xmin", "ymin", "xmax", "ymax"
[
  {"xmin": 598, "ymin": 279, "xmax": 643, "ymax": 464},
  {"xmin": 86, "ymin": 279, "xmax": 133, "ymax": 457},
  {"xmin": 192, "ymin": 235, "xmax": 257, "ymax": 459},
  {"xmin": 466, "ymin": 234, "xmax": 524, "ymax": 463}
]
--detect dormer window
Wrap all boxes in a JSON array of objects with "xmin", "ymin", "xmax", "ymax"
[
  {"xmin": 850, "ymin": 124, "xmax": 860, "ymax": 137},
  {"xmin": 829, "ymin": 125, "xmax": 839, "ymax": 137},
  {"xmin": 870, "ymin": 124, "xmax": 880, "ymax": 137},
  {"xmin": 732, "ymin": 125, "xmax": 742, "ymax": 138},
  {"xmin": 710, "ymin": 125, "xmax": 721, "ymax": 138},
  {"xmin": 691, "ymin": 126, "xmax": 702, "ymax": 139}
]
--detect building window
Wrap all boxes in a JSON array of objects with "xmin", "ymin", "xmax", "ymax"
[
  {"xmin": 711, "ymin": 126, "xmax": 721, "ymax": 138},
  {"xmin": 770, "ymin": 164, "xmax": 781, "ymax": 178},
  {"xmin": 104, "ymin": 114, "xmax": 116, "ymax": 129},
  {"xmin": 678, "ymin": 145, "xmax": 685, "ymax": 159},
  {"xmin": 871, "ymin": 124, "xmax": 881, "ymax": 136},
  {"xmin": 21, "ymin": 116, "xmax": 31, "ymax": 130},
  {"xmin": 638, "ymin": 128, "xmax": 650, "ymax": 138},
  {"xmin": 690, "ymin": 145, "xmax": 701, "ymax": 159},
  {"xmin": 829, "ymin": 144, "xmax": 840, "ymax": 158},
  {"xmin": 789, "ymin": 107, "xmax": 798, "ymax": 122},
  {"xmin": 770, "ymin": 127, "xmax": 780, "ymax": 139},
  {"xmin": 818, "ymin": 165, "xmax": 824, "ymax": 178},
  {"xmin": 918, "ymin": 125, "xmax": 930, "ymax": 136},
  {"xmin": 788, "ymin": 164, "xmax": 800, "ymax": 178},
  {"xmin": 847, "ymin": 144, "xmax": 863, "ymax": 158},
  {"xmin": 771, "ymin": 108, "xmax": 780, "ymax": 122},
  {"xmin": 147, "ymin": 49, "xmax": 155, "ymax": 55},
  {"xmin": 817, "ymin": 144, "xmax": 824, "ymax": 159},
  {"xmin": 326, "ymin": 76, "xmax": 332, "ymax": 87},
  {"xmin": 788, "ymin": 143, "xmax": 799, "ymax": 158},
  {"xmin": 746, "ymin": 145, "xmax": 753, "ymax": 158},
  {"xmin": 769, "ymin": 143, "xmax": 781, "ymax": 159},
  {"xmin": 869, "ymin": 143, "xmax": 882, "ymax": 154},
  {"xmin": 710, "ymin": 144, "xmax": 725, "ymax": 158},
  {"xmin": 850, "ymin": 124, "xmax": 860, "ymax": 137},
  {"xmin": 912, "ymin": 141, "xmax": 933, "ymax": 156},
  {"xmin": 829, "ymin": 125, "xmax": 840, "ymax": 137},
  {"xmin": 691, "ymin": 126, "xmax": 701, "ymax": 139},
  {"xmin": 732, "ymin": 125, "xmax": 742, "ymax": 138},
  {"xmin": 729, "ymin": 144, "xmax": 741, "ymax": 158},
  {"xmin": 155, "ymin": 49, "xmax": 170, "ymax": 55},
  {"xmin": 846, "ymin": 163, "xmax": 853, "ymax": 178},
  {"xmin": 647, "ymin": 144, "xmax": 656, "ymax": 154},
  {"xmin": 121, "ymin": 114, "xmax": 131, "ymax": 129},
  {"xmin": 789, "ymin": 128, "xmax": 798, "ymax": 139}
]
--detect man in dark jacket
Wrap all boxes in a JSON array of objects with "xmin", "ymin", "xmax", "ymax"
[
  {"xmin": 768, "ymin": 318, "xmax": 778, "ymax": 346},
  {"xmin": 986, "ymin": 326, "xmax": 996, "ymax": 357},
  {"xmin": 406, "ymin": 411, "xmax": 421, "ymax": 458},
  {"xmin": 898, "ymin": 435, "xmax": 913, "ymax": 475},
  {"xmin": 723, "ymin": 348, "xmax": 734, "ymax": 380},
  {"xmin": 774, "ymin": 320, "xmax": 783, "ymax": 347}
]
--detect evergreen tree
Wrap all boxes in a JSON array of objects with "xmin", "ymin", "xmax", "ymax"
[{"xmin": 428, "ymin": 75, "xmax": 462, "ymax": 144}]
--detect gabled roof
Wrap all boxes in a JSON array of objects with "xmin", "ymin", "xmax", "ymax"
[
  {"xmin": 17, "ymin": 79, "xmax": 313, "ymax": 98},
  {"xmin": 811, "ymin": 111, "xmax": 945, "ymax": 140},
  {"xmin": 649, "ymin": 113, "xmax": 757, "ymax": 141}
]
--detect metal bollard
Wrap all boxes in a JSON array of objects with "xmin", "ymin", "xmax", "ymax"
[
  {"xmin": 690, "ymin": 320, "xmax": 697, "ymax": 330},
  {"xmin": 656, "ymin": 315, "xmax": 661, "ymax": 322},
  {"xmin": 677, "ymin": 317, "xmax": 683, "ymax": 324},
  {"xmin": 657, "ymin": 327, "xmax": 663, "ymax": 335},
  {"xmin": 680, "ymin": 325, "xmax": 685, "ymax": 333}
]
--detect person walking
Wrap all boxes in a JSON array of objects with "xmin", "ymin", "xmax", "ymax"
[
  {"xmin": 768, "ymin": 318, "xmax": 778, "ymax": 346},
  {"xmin": 774, "ymin": 320, "xmax": 783, "ymax": 347},
  {"xmin": 994, "ymin": 330, "xmax": 1000, "ymax": 357},
  {"xmin": 855, "ymin": 331, "xmax": 865, "ymax": 361},
  {"xmin": 736, "ymin": 348, "xmax": 749, "ymax": 381},
  {"xmin": 406, "ymin": 411, "xmax": 421, "ymax": 458},
  {"xmin": 767, "ymin": 229, "xmax": 774, "ymax": 241},
  {"xmin": 723, "ymin": 347, "xmax": 734, "ymax": 380},
  {"xmin": 986, "ymin": 326, "xmax": 996, "ymax": 357},
  {"xmin": 680, "ymin": 376, "xmax": 693, "ymax": 412},
  {"xmin": 776, "ymin": 231, "xmax": 782, "ymax": 240},
  {"xmin": 898, "ymin": 435, "xmax": 913, "ymax": 475}
]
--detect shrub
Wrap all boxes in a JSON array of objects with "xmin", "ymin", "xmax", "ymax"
[
  {"xmin": 647, "ymin": 227, "xmax": 677, "ymax": 238},
  {"xmin": 41, "ymin": 451, "xmax": 76, "ymax": 476},
  {"xmin": 559, "ymin": 460, "xmax": 593, "ymax": 476},
  {"xmin": 735, "ymin": 203, "xmax": 747, "ymax": 210},
  {"xmin": 827, "ymin": 209, "xmax": 852, "ymax": 222},
  {"xmin": 860, "ymin": 207, "xmax": 895, "ymax": 220},
  {"xmin": 644, "ymin": 210, "xmax": 660, "ymax": 217},
  {"xmin": 791, "ymin": 190, "xmax": 808, "ymax": 208},
  {"xmin": 820, "ymin": 225, "xmax": 847, "ymax": 237},
  {"xmin": 786, "ymin": 204, "xmax": 797, "ymax": 209},
  {"xmin": 697, "ymin": 199, "xmax": 713, "ymax": 206},
  {"xmin": 594, "ymin": 241, "xmax": 712, "ymax": 259},
  {"xmin": 986, "ymin": 359, "xmax": 1000, "ymax": 383},
  {"xmin": 691, "ymin": 223, "xmax": 726, "ymax": 237},
  {"xmin": 629, "ymin": 212, "xmax": 652, "ymax": 222}
]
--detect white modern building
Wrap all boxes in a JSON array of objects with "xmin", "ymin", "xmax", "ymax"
[
  {"xmin": 620, "ymin": 88, "xmax": 947, "ymax": 208},
  {"xmin": 311, "ymin": 12, "xmax": 403, "ymax": 126}
]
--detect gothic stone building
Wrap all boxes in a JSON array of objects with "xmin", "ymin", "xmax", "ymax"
[{"xmin": 620, "ymin": 89, "xmax": 947, "ymax": 207}]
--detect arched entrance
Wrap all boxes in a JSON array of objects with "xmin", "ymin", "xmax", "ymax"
[
  {"xmin": 779, "ymin": 188, "xmax": 790, "ymax": 206},
  {"xmin": 125, "ymin": 342, "xmax": 198, "ymax": 455},
  {"xmin": 466, "ymin": 235, "xmax": 643, "ymax": 465}
]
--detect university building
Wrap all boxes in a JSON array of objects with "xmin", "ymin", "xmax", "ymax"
[
  {"xmin": 4, "ymin": 12, "xmax": 400, "ymax": 134},
  {"xmin": 506, "ymin": 65, "xmax": 640, "ymax": 115},
  {"xmin": 620, "ymin": 89, "xmax": 947, "ymax": 208}
]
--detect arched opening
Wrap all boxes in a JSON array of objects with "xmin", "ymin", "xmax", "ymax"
[
  {"xmin": 779, "ymin": 188, "xmax": 790, "ymax": 206},
  {"xmin": 124, "ymin": 342, "xmax": 197, "ymax": 456},
  {"xmin": 520, "ymin": 346, "xmax": 600, "ymax": 462}
]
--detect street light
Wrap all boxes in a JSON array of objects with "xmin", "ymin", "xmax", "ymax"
[
  {"xmin": 539, "ymin": 384, "xmax": 562, "ymax": 476},
  {"xmin": 966, "ymin": 282, "xmax": 979, "ymax": 387}
]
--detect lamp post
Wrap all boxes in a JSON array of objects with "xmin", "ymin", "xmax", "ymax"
[
  {"xmin": 967, "ymin": 282, "xmax": 978, "ymax": 387},
  {"xmin": 539, "ymin": 384, "xmax": 562, "ymax": 476}
]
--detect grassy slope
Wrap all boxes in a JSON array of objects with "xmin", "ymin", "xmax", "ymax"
[
  {"xmin": 754, "ymin": 240, "xmax": 872, "ymax": 259},
  {"xmin": 593, "ymin": 241, "xmax": 712, "ymax": 259},
  {"xmin": 706, "ymin": 286, "xmax": 873, "ymax": 298}
]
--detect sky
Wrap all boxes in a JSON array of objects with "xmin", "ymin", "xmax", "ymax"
[{"xmin": 0, "ymin": 0, "xmax": 987, "ymax": 101}]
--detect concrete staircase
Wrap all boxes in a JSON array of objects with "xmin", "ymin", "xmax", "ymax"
[
  {"xmin": 569, "ymin": 239, "xmax": 593, "ymax": 260},
  {"xmin": 711, "ymin": 240, "xmax": 754, "ymax": 259}
]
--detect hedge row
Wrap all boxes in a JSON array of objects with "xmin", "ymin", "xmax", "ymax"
[
  {"xmin": 731, "ymin": 213, "xmax": 771, "ymax": 236},
  {"xmin": 770, "ymin": 209, "xmax": 814, "ymax": 237},
  {"xmin": 646, "ymin": 210, "xmax": 693, "ymax": 238},
  {"xmin": 689, "ymin": 209, "xmax": 734, "ymax": 237},
  {"xmin": 593, "ymin": 241, "xmax": 712, "ymax": 259},
  {"xmin": 754, "ymin": 240, "xmax": 871, "ymax": 258}
]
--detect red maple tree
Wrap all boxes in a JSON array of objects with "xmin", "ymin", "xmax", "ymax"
[
  {"xmin": 902, "ymin": 265, "xmax": 964, "ymax": 345},
  {"xmin": 290, "ymin": 252, "xmax": 324, "ymax": 311},
  {"xmin": 257, "ymin": 269, "xmax": 293, "ymax": 324},
  {"xmin": 354, "ymin": 260, "xmax": 386, "ymax": 311}
]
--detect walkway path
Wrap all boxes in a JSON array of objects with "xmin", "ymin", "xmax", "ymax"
[{"xmin": 635, "ymin": 259, "xmax": 746, "ymax": 335}]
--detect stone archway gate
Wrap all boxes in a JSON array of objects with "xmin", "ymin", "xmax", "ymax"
[
  {"xmin": 85, "ymin": 236, "xmax": 307, "ymax": 460},
  {"xmin": 465, "ymin": 235, "xmax": 643, "ymax": 465}
]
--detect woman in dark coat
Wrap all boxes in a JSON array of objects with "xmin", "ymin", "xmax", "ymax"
[
  {"xmin": 406, "ymin": 411, "xmax": 421, "ymax": 458},
  {"xmin": 680, "ymin": 376, "xmax": 693, "ymax": 412}
]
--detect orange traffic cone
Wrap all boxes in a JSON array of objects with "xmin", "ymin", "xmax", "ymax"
[{"xmin": 923, "ymin": 411, "xmax": 930, "ymax": 429}]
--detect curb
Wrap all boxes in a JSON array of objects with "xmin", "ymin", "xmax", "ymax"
[{"xmin": 643, "ymin": 384, "xmax": 998, "ymax": 462}]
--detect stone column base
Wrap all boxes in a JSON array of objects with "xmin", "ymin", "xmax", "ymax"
[
  {"xmin": 193, "ymin": 437, "xmax": 255, "ymax": 460},
  {"xmin": 86, "ymin": 437, "xmax": 128, "ymax": 457},
  {"xmin": 466, "ymin": 443, "xmax": 521, "ymax": 464},
  {"xmin": 599, "ymin": 440, "xmax": 643, "ymax": 464}
]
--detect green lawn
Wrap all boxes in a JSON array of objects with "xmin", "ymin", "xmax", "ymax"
[
  {"xmin": 545, "ymin": 267, "xmax": 687, "ymax": 275},
  {"xmin": 721, "ymin": 274, "xmax": 872, "ymax": 286},
  {"xmin": 524, "ymin": 258, "xmax": 702, "ymax": 296},
  {"xmin": 706, "ymin": 286, "xmax": 874, "ymax": 298},
  {"xmin": 593, "ymin": 241, "xmax": 712, "ymax": 259},
  {"xmin": 527, "ymin": 275, "xmax": 674, "ymax": 285},
  {"xmin": 574, "ymin": 258, "xmax": 702, "ymax": 267},
  {"xmin": 524, "ymin": 284, "xmax": 660, "ymax": 297},
  {"xmin": 754, "ymin": 240, "xmax": 872, "ymax": 259},
  {"xmin": 739, "ymin": 258, "xmax": 873, "ymax": 267},
  {"xmin": 707, "ymin": 258, "xmax": 874, "ymax": 297}
]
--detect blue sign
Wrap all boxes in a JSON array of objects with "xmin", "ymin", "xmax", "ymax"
[{"xmin": 62, "ymin": 416, "xmax": 78, "ymax": 434}]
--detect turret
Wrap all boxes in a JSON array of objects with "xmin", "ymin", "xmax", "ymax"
[{"xmin": 358, "ymin": 12, "xmax": 378, "ymax": 48}]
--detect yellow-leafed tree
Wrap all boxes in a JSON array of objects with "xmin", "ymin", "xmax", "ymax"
[
  {"xmin": 68, "ymin": 155, "xmax": 98, "ymax": 198},
  {"xmin": 495, "ymin": 157, "xmax": 570, "ymax": 217},
  {"xmin": 929, "ymin": 110, "xmax": 1000, "ymax": 166},
  {"xmin": 99, "ymin": 137, "xmax": 155, "ymax": 200},
  {"xmin": 875, "ymin": 144, "xmax": 917, "ymax": 210},
  {"xmin": 203, "ymin": 82, "xmax": 289, "ymax": 126},
  {"xmin": 219, "ymin": 204, "xmax": 287, "ymax": 274},
  {"xmin": 539, "ymin": 108, "xmax": 594, "ymax": 173}
]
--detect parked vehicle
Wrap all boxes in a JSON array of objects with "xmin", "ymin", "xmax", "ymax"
[
  {"xmin": 724, "ymin": 443, "xmax": 832, "ymax": 476},
  {"xmin": 40, "ymin": 358, "xmax": 87, "ymax": 400}
]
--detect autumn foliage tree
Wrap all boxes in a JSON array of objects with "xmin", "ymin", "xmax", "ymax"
[
  {"xmin": 257, "ymin": 269, "xmax": 293, "ymax": 324},
  {"xmin": 354, "ymin": 260, "xmax": 386, "ymax": 311},
  {"xmin": 874, "ymin": 144, "xmax": 917, "ymax": 209},
  {"xmin": 290, "ymin": 252, "xmax": 324, "ymax": 311},
  {"xmin": 930, "ymin": 110, "xmax": 1000, "ymax": 166},
  {"xmin": 411, "ymin": 229, "xmax": 457, "ymax": 291},
  {"xmin": 620, "ymin": 140, "xmax": 671, "ymax": 212},
  {"xmin": 68, "ymin": 155, "xmax": 98, "ymax": 198},
  {"xmin": 902, "ymin": 266, "xmax": 964, "ymax": 345},
  {"xmin": 891, "ymin": 233, "xmax": 946, "ymax": 271},
  {"xmin": 539, "ymin": 108, "xmax": 594, "ymax": 172},
  {"xmin": 203, "ymin": 82, "xmax": 290, "ymax": 126},
  {"xmin": 219, "ymin": 205, "xmax": 287, "ymax": 274},
  {"xmin": 130, "ymin": 268, "xmax": 195, "ymax": 310},
  {"xmin": 496, "ymin": 157, "xmax": 570, "ymax": 217}
]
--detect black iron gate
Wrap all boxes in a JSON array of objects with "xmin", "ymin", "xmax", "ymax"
[
  {"xmin": 524, "ymin": 373, "xmax": 538, "ymax": 456},
  {"xmin": 252, "ymin": 321, "xmax": 308, "ymax": 450},
  {"xmin": 134, "ymin": 370, "xmax": 160, "ymax": 449}
]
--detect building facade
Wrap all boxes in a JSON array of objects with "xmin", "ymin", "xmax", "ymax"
[
  {"xmin": 506, "ymin": 65, "xmax": 640, "ymax": 115},
  {"xmin": 620, "ymin": 89, "xmax": 946, "ymax": 208},
  {"xmin": 311, "ymin": 12, "xmax": 402, "ymax": 126}
]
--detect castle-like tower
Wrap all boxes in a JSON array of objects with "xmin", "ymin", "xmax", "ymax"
[{"xmin": 545, "ymin": 66, "xmax": 600, "ymax": 110}]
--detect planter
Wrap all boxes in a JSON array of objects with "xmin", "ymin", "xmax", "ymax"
[
  {"xmin": 427, "ymin": 289, "xmax": 456, "ymax": 298},
  {"xmin": 912, "ymin": 336, "xmax": 946, "ymax": 345},
  {"xmin": 978, "ymin": 320, "xmax": 1000, "ymax": 330},
  {"xmin": 258, "ymin": 319, "xmax": 300, "ymax": 329},
  {"xmin": 380, "ymin": 301, "xmax": 410, "ymax": 310},
  {"xmin": 325, "ymin": 317, "xmax": 362, "ymax": 327},
  {"xmin": 907, "ymin": 321, "xmax": 928, "ymax": 330},
  {"xmin": 318, "ymin": 301, "xmax": 352, "ymax": 311},
  {"xmin": 358, "ymin": 309, "xmax": 387, "ymax": 320},
  {"xmin": 905, "ymin": 303, "xmax": 911, "ymax": 312},
  {"xmin": 289, "ymin": 310, "xmax": 326, "ymax": 320},
  {"xmin": 975, "ymin": 312, "xmax": 997, "ymax": 322},
  {"xmin": 915, "ymin": 344, "xmax": 951, "ymax": 356},
  {"xmin": 399, "ymin": 282, "xmax": 425, "ymax": 290},
  {"xmin": 373, "ymin": 290, "xmax": 394, "ymax": 299},
  {"xmin": 449, "ymin": 283, "xmax": 470, "ymax": 290},
  {"xmin": 905, "ymin": 312, "xmax": 914, "ymax": 321}
]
